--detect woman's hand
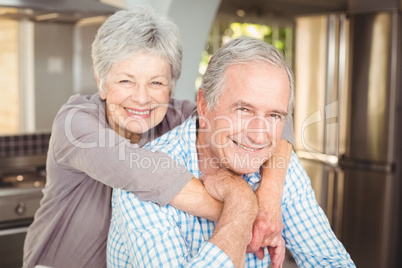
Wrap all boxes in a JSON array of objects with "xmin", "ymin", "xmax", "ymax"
[
  {"xmin": 246, "ymin": 203, "xmax": 285, "ymax": 267},
  {"xmin": 247, "ymin": 185, "xmax": 284, "ymax": 255}
]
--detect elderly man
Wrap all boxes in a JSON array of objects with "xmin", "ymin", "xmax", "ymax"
[{"xmin": 107, "ymin": 37, "xmax": 355, "ymax": 267}]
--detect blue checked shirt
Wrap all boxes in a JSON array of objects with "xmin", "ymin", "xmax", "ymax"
[{"xmin": 107, "ymin": 116, "xmax": 355, "ymax": 267}]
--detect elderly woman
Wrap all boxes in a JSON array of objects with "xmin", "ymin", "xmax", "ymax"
[{"xmin": 23, "ymin": 7, "xmax": 293, "ymax": 268}]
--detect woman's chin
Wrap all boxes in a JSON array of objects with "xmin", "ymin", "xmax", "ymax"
[
  {"xmin": 123, "ymin": 120, "xmax": 151, "ymax": 133},
  {"xmin": 125, "ymin": 126, "xmax": 150, "ymax": 135}
]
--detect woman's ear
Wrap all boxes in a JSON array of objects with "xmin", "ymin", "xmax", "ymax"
[{"xmin": 95, "ymin": 72, "xmax": 106, "ymax": 100}]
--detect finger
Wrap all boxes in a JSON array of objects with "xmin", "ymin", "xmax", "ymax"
[
  {"xmin": 268, "ymin": 247, "xmax": 276, "ymax": 264},
  {"xmin": 268, "ymin": 242, "xmax": 285, "ymax": 267},
  {"xmin": 270, "ymin": 250, "xmax": 283, "ymax": 268},
  {"xmin": 264, "ymin": 234, "xmax": 281, "ymax": 248},
  {"xmin": 255, "ymin": 247, "xmax": 265, "ymax": 260},
  {"xmin": 274, "ymin": 239, "xmax": 286, "ymax": 268},
  {"xmin": 248, "ymin": 225, "xmax": 263, "ymax": 252}
]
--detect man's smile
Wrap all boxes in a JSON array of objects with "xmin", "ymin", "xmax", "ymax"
[{"xmin": 232, "ymin": 139, "xmax": 266, "ymax": 152}]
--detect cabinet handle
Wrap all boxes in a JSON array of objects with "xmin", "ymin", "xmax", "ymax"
[{"xmin": 15, "ymin": 202, "xmax": 26, "ymax": 216}]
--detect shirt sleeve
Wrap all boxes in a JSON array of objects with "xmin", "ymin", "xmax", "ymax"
[
  {"xmin": 107, "ymin": 189, "xmax": 234, "ymax": 268},
  {"xmin": 51, "ymin": 95, "xmax": 193, "ymax": 206},
  {"xmin": 282, "ymin": 152, "xmax": 356, "ymax": 267}
]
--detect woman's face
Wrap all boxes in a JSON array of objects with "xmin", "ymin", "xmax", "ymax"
[{"xmin": 98, "ymin": 53, "xmax": 171, "ymax": 142}]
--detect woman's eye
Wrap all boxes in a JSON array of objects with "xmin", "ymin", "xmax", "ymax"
[
  {"xmin": 120, "ymin": 80, "xmax": 130, "ymax": 84},
  {"xmin": 152, "ymin": 81, "xmax": 163, "ymax": 85}
]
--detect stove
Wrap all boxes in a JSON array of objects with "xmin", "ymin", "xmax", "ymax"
[{"xmin": 0, "ymin": 155, "xmax": 46, "ymax": 267}]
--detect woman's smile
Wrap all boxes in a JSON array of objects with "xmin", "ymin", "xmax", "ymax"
[{"xmin": 125, "ymin": 107, "xmax": 155, "ymax": 118}]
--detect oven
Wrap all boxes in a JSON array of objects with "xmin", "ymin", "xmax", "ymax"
[{"xmin": 0, "ymin": 156, "xmax": 45, "ymax": 268}]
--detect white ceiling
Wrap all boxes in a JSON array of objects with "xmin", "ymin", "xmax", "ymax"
[{"xmin": 0, "ymin": 0, "xmax": 350, "ymax": 23}]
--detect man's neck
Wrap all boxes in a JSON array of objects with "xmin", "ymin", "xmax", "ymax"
[{"xmin": 196, "ymin": 132, "xmax": 220, "ymax": 175}]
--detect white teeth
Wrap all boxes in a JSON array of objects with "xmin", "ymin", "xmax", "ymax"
[
  {"xmin": 125, "ymin": 108, "xmax": 151, "ymax": 115},
  {"xmin": 234, "ymin": 141, "xmax": 258, "ymax": 152}
]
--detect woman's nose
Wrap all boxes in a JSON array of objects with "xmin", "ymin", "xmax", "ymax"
[{"xmin": 132, "ymin": 85, "xmax": 150, "ymax": 105}]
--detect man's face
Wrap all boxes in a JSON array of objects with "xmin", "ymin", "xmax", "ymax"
[{"xmin": 197, "ymin": 63, "xmax": 290, "ymax": 175}]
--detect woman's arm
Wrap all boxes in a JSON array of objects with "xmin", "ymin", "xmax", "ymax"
[
  {"xmin": 255, "ymin": 139, "xmax": 292, "ymax": 241},
  {"xmin": 247, "ymin": 138, "xmax": 292, "ymax": 266},
  {"xmin": 170, "ymin": 177, "xmax": 223, "ymax": 222}
]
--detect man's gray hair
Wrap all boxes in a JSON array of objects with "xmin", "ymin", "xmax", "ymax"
[
  {"xmin": 201, "ymin": 36, "xmax": 295, "ymax": 118},
  {"xmin": 92, "ymin": 6, "xmax": 182, "ymax": 96}
]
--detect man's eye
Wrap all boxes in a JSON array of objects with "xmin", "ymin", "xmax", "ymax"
[
  {"xmin": 120, "ymin": 80, "xmax": 130, "ymax": 84},
  {"xmin": 152, "ymin": 81, "xmax": 162, "ymax": 85},
  {"xmin": 237, "ymin": 107, "xmax": 249, "ymax": 112},
  {"xmin": 269, "ymin": 114, "xmax": 284, "ymax": 121}
]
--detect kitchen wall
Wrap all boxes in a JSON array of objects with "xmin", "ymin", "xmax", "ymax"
[{"xmin": 33, "ymin": 22, "xmax": 74, "ymax": 132}]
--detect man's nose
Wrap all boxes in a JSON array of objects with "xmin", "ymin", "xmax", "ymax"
[{"xmin": 244, "ymin": 117, "xmax": 271, "ymax": 146}]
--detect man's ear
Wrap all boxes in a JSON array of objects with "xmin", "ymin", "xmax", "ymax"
[
  {"xmin": 197, "ymin": 89, "xmax": 208, "ymax": 128},
  {"xmin": 95, "ymin": 72, "xmax": 106, "ymax": 100}
]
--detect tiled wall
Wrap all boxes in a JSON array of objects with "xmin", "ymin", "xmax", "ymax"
[{"xmin": 0, "ymin": 133, "xmax": 51, "ymax": 158}]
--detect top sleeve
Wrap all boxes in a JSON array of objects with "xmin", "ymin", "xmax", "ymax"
[
  {"xmin": 169, "ymin": 98, "xmax": 197, "ymax": 119},
  {"xmin": 51, "ymin": 95, "xmax": 194, "ymax": 206},
  {"xmin": 159, "ymin": 98, "xmax": 196, "ymax": 132},
  {"xmin": 281, "ymin": 115, "xmax": 294, "ymax": 147},
  {"xmin": 281, "ymin": 153, "xmax": 356, "ymax": 267}
]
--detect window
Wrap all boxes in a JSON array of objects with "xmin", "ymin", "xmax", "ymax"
[{"xmin": 196, "ymin": 19, "xmax": 293, "ymax": 90}]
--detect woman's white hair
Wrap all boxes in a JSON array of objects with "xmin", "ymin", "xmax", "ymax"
[
  {"xmin": 201, "ymin": 36, "xmax": 295, "ymax": 119},
  {"xmin": 92, "ymin": 6, "xmax": 182, "ymax": 96}
]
